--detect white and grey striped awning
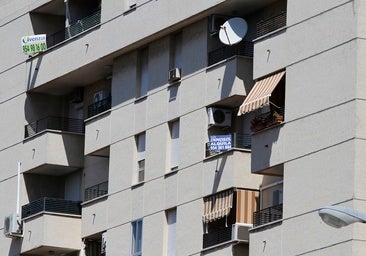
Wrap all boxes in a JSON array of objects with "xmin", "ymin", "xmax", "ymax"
[
  {"xmin": 237, "ymin": 71, "xmax": 285, "ymax": 116},
  {"xmin": 202, "ymin": 189, "xmax": 233, "ymax": 223}
]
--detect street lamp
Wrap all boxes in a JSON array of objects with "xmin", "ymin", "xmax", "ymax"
[{"xmin": 318, "ymin": 205, "xmax": 366, "ymax": 228}]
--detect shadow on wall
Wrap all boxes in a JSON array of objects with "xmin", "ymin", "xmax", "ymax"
[
  {"xmin": 212, "ymin": 153, "xmax": 228, "ymax": 194},
  {"xmin": 220, "ymin": 58, "xmax": 254, "ymax": 102},
  {"xmin": 8, "ymin": 237, "xmax": 22, "ymax": 256},
  {"xmin": 26, "ymin": 56, "xmax": 43, "ymax": 91}
]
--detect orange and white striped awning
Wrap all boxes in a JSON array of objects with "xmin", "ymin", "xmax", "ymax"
[
  {"xmin": 202, "ymin": 189, "xmax": 233, "ymax": 223},
  {"xmin": 237, "ymin": 71, "xmax": 285, "ymax": 116}
]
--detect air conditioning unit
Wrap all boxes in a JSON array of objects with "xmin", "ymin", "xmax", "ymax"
[
  {"xmin": 4, "ymin": 213, "xmax": 22, "ymax": 238},
  {"xmin": 208, "ymin": 14, "xmax": 230, "ymax": 35},
  {"xmin": 207, "ymin": 107, "xmax": 232, "ymax": 127},
  {"xmin": 101, "ymin": 232, "xmax": 107, "ymax": 254},
  {"xmin": 231, "ymin": 223, "xmax": 251, "ymax": 242},
  {"xmin": 93, "ymin": 91, "xmax": 106, "ymax": 103},
  {"xmin": 168, "ymin": 68, "xmax": 181, "ymax": 82}
]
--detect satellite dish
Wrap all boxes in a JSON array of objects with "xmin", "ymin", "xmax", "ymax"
[{"xmin": 219, "ymin": 17, "xmax": 248, "ymax": 46}]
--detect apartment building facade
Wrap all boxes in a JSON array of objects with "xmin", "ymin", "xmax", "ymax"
[{"xmin": 1, "ymin": 0, "xmax": 365, "ymax": 255}]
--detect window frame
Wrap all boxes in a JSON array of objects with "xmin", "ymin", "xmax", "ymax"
[
  {"xmin": 131, "ymin": 219, "xmax": 143, "ymax": 256},
  {"xmin": 135, "ymin": 133, "xmax": 146, "ymax": 183}
]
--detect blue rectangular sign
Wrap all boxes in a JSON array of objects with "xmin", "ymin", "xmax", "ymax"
[{"xmin": 210, "ymin": 135, "xmax": 232, "ymax": 152}]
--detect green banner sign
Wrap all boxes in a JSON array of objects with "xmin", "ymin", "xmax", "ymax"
[{"xmin": 21, "ymin": 34, "xmax": 47, "ymax": 55}]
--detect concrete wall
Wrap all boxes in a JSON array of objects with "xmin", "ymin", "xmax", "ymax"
[
  {"xmin": 250, "ymin": 0, "xmax": 366, "ymax": 255},
  {"xmin": 21, "ymin": 214, "xmax": 82, "ymax": 254}
]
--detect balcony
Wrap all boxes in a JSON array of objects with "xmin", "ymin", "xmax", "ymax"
[
  {"xmin": 22, "ymin": 117, "xmax": 84, "ymax": 175},
  {"xmin": 21, "ymin": 198, "xmax": 82, "ymax": 255},
  {"xmin": 46, "ymin": 9, "xmax": 101, "ymax": 48},
  {"xmin": 25, "ymin": 116, "xmax": 84, "ymax": 138},
  {"xmin": 85, "ymin": 181, "xmax": 108, "ymax": 201},
  {"xmin": 202, "ymin": 188, "xmax": 258, "ymax": 249},
  {"xmin": 87, "ymin": 96, "xmax": 112, "ymax": 118},
  {"xmin": 203, "ymin": 225, "xmax": 232, "ymax": 249},
  {"xmin": 22, "ymin": 197, "xmax": 81, "ymax": 219},
  {"xmin": 208, "ymin": 41, "xmax": 253, "ymax": 66},
  {"xmin": 256, "ymin": 12, "xmax": 287, "ymax": 38},
  {"xmin": 250, "ymin": 108, "xmax": 285, "ymax": 133},
  {"xmin": 253, "ymin": 204, "xmax": 283, "ymax": 227},
  {"xmin": 205, "ymin": 133, "xmax": 251, "ymax": 157}
]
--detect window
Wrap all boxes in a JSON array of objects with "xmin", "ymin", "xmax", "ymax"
[
  {"xmin": 137, "ymin": 47, "xmax": 149, "ymax": 98},
  {"xmin": 165, "ymin": 208, "xmax": 177, "ymax": 256},
  {"xmin": 136, "ymin": 133, "xmax": 146, "ymax": 183},
  {"xmin": 169, "ymin": 120, "xmax": 179, "ymax": 170},
  {"xmin": 131, "ymin": 219, "xmax": 143, "ymax": 256}
]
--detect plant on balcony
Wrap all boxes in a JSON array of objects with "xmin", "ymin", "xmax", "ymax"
[
  {"xmin": 250, "ymin": 116, "xmax": 266, "ymax": 132},
  {"xmin": 251, "ymin": 111, "xmax": 284, "ymax": 132},
  {"xmin": 266, "ymin": 111, "xmax": 284, "ymax": 127}
]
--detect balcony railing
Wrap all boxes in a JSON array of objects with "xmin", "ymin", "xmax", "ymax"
[
  {"xmin": 251, "ymin": 107, "xmax": 284, "ymax": 132},
  {"xmin": 85, "ymin": 181, "xmax": 108, "ymax": 201},
  {"xmin": 87, "ymin": 96, "xmax": 111, "ymax": 118},
  {"xmin": 205, "ymin": 133, "xmax": 251, "ymax": 157},
  {"xmin": 203, "ymin": 225, "xmax": 232, "ymax": 249},
  {"xmin": 24, "ymin": 116, "xmax": 85, "ymax": 138},
  {"xmin": 22, "ymin": 197, "xmax": 82, "ymax": 219},
  {"xmin": 253, "ymin": 204, "xmax": 283, "ymax": 227},
  {"xmin": 47, "ymin": 9, "xmax": 101, "ymax": 48},
  {"xmin": 208, "ymin": 41, "xmax": 253, "ymax": 66},
  {"xmin": 256, "ymin": 12, "xmax": 287, "ymax": 38}
]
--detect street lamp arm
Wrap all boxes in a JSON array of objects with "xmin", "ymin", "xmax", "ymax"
[{"xmin": 318, "ymin": 205, "xmax": 366, "ymax": 228}]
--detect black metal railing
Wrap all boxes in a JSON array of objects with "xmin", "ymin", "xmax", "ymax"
[
  {"xmin": 251, "ymin": 107, "xmax": 285, "ymax": 132},
  {"xmin": 205, "ymin": 133, "xmax": 251, "ymax": 157},
  {"xmin": 203, "ymin": 225, "xmax": 232, "ymax": 248},
  {"xmin": 47, "ymin": 9, "xmax": 101, "ymax": 48},
  {"xmin": 208, "ymin": 41, "xmax": 254, "ymax": 66},
  {"xmin": 256, "ymin": 12, "xmax": 287, "ymax": 38},
  {"xmin": 253, "ymin": 204, "xmax": 283, "ymax": 227},
  {"xmin": 87, "ymin": 96, "xmax": 111, "ymax": 118},
  {"xmin": 24, "ymin": 116, "xmax": 84, "ymax": 138},
  {"xmin": 85, "ymin": 181, "xmax": 109, "ymax": 201},
  {"xmin": 22, "ymin": 197, "xmax": 82, "ymax": 219}
]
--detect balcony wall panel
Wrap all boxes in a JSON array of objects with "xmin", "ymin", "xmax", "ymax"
[
  {"xmin": 285, "ymin": 41, "xmax": 356, "ymax": 122},
  {"xmin": 254, "ymin": 1, "xmax": 356, "ymax": 79},
  {"xmin": 85, "ymin": 112, "xmax": 111, "ymax": 155},
  {"xmin": 250, "ymin": 211, "xmax": 355, "ymax": 256},
  {"xmin": 205, "ymin": 57, "xmax": 254, "ymax": 106},
  {"xmin": 22, "ymin": 132, "xmax": 84, "ymax": 174},
  {"xmin": 21, "ymin": 214, "xmax": 81, "ymax": 254},
  {"xmin": 251, "ymin": 101, "xmax": 356, "ymax": 174},
  {"xmin": 202, "ymin": 151, "xmax": 260, "ymax": 197},
  {"xmin": 285, "ymin": 140, "xmax": 355, "ymax": 218},
  {"xmin": 287, "ymin": 0, "xmax": 351, "ymax": 26},
  {"xmin": 82, "ymin": 197, "xmax": 108, "ymax": 238}
]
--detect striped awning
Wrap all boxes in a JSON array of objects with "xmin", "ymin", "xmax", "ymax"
[
  {"xmin": 202, "ymin": 189, "xmax": 233, "ymax": 223},
  {"xmin": 236, "ymin": 189, "xmax": 259, "ymax": 224},
  {"xmin": 237, "ymin": 71, "xmax": 285, "ymax": 116}
]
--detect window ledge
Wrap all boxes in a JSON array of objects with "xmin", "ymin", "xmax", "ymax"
[
  {"xmin": 131, "ymin": 181, "xmax": 145, "ymax": 189},
  {"xmin": 164, "ymin": 168, "xmax": 179, "ymax": 178},
  {"xmin": 134, "ymin": 95, "xmax": 147, "ymax": 103}
]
